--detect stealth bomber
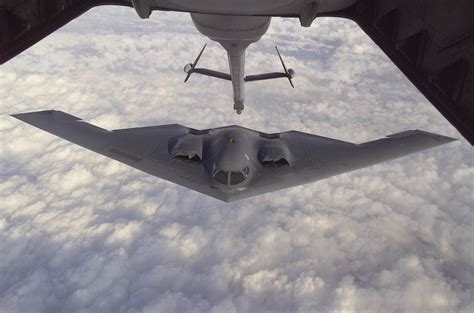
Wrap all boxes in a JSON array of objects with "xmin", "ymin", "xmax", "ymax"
[{"xmin": 12, "ymin": 110, "xmax": 455, "ymax": 202}]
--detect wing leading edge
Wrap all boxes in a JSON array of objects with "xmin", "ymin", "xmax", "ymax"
[
  {"xmin": 12, "ymin": 110, "xmax": 455, "ymax": 202},
  {"xmin": 11, "ymin": 110, "xmax": 231, "ymax": 201},
  {"xmin": 222, "ymin": 129, "xmax": 455, "ymax": 201}
]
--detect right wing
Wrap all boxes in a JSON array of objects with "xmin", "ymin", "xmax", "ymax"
[
  {"xmin": 229, "ymin": 130, "xmax": 455, "ymax": 201},
  {"xmin": 283, "ymin": 129, "xmax": 456, "ymax": 176}
]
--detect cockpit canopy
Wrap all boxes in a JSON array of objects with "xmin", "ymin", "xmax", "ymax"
[{"xmin": 214, "ymin": 166, "xmax": 249, "ymax": 186}]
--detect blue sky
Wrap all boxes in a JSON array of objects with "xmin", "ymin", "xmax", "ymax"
[{"xmin": 0, "ymin": 7, "xmax": 473, "ymax": 313}]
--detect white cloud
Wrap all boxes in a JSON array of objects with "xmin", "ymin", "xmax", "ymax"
[{"xmin": 0, "ymin": 6, "xmax": 473, "ymax": 313}]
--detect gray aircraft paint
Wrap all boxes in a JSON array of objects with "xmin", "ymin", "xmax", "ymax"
[
  {"xmin": 12, "ymin": 110, "xmax": 456, "ymax": 202},
  {"xmin": 131, "ymin": 0, "xmax": 358, "ymax": 21}
]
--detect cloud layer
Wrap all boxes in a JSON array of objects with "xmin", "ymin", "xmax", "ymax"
[{"xmin": 1, "ymin": 7, "xmax": 473, "ymax": 313}]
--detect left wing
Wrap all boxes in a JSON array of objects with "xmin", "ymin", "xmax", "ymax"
[{"xmin": 11, "ymin": 110, "xmax": 231, "ymax": 201}]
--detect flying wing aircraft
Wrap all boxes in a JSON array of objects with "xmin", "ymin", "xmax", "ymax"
[
  {"xmin": 12, "ymin": 110, "xmax": 455, "ymax": 202},
  {"xmin": 1, "ymin": 0, "xmax": 473, "ymax": 145}
]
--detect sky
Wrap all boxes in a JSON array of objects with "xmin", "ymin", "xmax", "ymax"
[{"xmin": 0, "ymin": 7, "xmax": 473, "ymax": 313}]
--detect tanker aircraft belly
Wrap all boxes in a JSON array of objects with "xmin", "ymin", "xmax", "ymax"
[{"xmin": 12, "ymin": 110, "xmax": 455, "ymax": 202}]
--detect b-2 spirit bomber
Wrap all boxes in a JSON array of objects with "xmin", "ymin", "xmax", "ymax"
[{"xmin": 13, "ymin": 110, "xmax": 455, "ymax": 202}]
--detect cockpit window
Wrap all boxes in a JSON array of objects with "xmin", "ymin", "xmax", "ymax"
[
  {"xmin": 214, "ymin": 170, "xmax": 228, "ymax": 185},
  {"xmin": 230, "ymin": 171, "xmax": 246, "ymax": 185},
  {"xmin": 214, "ymin": 166, "xmax": 249, "ymax": 186}
]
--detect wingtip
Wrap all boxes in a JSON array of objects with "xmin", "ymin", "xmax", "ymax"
[
  {"xmin": 415, "ymin": 130, "xmax": 457, "ymax": 143},
  {"xmin": 11, "ymin": 110, "xmax": 55, "ymax": 120},
  {"xmin": 441, "ymin": 136, "xmax": 458, "ymax": 143},
  {"xmin": 11, "ymin": 111, "xmax": 37, "ymax": 122},
  {"xmin": 10, "ymin": 110, "xmax": 83, "ymax": 126},
  {"xmin": 387, "ymin": 129, "xmax": 457, "ymax": 144}
]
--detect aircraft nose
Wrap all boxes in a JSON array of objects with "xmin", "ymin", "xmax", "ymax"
[{"xmin": 210, "ymin": 133, "xmax": 253, "ymax": 186}]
